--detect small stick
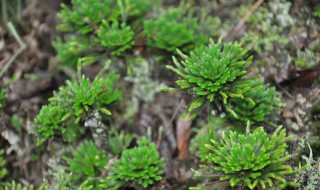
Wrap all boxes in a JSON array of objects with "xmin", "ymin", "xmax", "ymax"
[
  {"xmin": 84, "ymin": 17, "xmax": 99, "ymax": 32},
  {"xmin": 224, "ymin": 0, "xmax": 265, "ymax": 39},
  {"xmin": 0, "ymin": 22, "xmax": 27, "ymax": 78}
]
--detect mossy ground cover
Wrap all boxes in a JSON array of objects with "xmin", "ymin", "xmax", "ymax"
[{"xmin": 0, "ymin": 0, "xmax": 320, "ymax": 189}]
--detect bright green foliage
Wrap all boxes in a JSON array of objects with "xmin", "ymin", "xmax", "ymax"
[
  {"xmin": 4, "ymin": 181, "xmax": 34, "ymax": 190},
  {"xmin": 0, "ymin": 149, "xmax": 8, "ymax": 187},
  {"xmin": 166, "ymin": 40, "xmax": 253, "ymax": 120},
  {"xmin": 117, "ymin": 0, "xmax": 155, "ymax": 20},
  {"xmin": 97, "ymin": 21, "xmax": 134, "ymax": 56},
  {"xmin": 35, "ymin": 73, "xmax": 121, "ymax": 143},
  {"xmin": 64, "ymin": 141, "xmax": 108, "ymax": 187},
  {"xmin": 0, "ymin": 89, "xmax": 7, "ymax": 108},
  {"xmin": 53, "ymin": 36, "xmax": 93, "ymax": 65},
  {"xmin": 228, "ymin": 79, "xmax": 283, "ymax": 125},
  {"xmin": 103, "ymin": 137, "xmax": 165, "ymax": 189},
  {"xmin": 35, "ymin": 105, "xmax": 67, "ymax": 144},
  {"xmin": 144, "ymin": 7, "xmax": 208, "ymax": 52},
  {"xmin": 39, "ymin": 172, "xmax": 93, "ymax": 190},
  {"xmin": 55, "ymin": 0, "xmax": 158, "ymax": 63},
  {"xmin": 52, "ymin": 74, "xmax": 120, "ymax": 120},
  {"xmin": 57, "ymin": 0, "xmax": 156, "ymax": 33},
  {"xmin": 57, "ymin": 0, "xmax": 120, "ymax": 34},
  {"xmin": 194, "ymin": 126, "xmax": 294, "ymax": 189},
  {"xmin": 4, "ymin": 182, "xmax": 33, "ymax": 190},
  {"xmin": 106, "ymin": 130, "xmax": 134, "ymax": 156},
  {"xmin": 190, "ymin": 123, "xmax": 219, "ymax": 162}
]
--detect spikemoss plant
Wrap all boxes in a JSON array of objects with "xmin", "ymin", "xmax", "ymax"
[
  {"xmin": 97, "ymin": 21, "xmax": 134, "ymax": 56},
  {"xmin": 228, "ymin": 79, "xmax": 283, "ymax": 125},
  {"xmin": 166, "ymin": 40, "xmax": 253, "ymax": 120},
  {"xmin": 190, "ymin": 122, "xmax": 220, "ymax": 162},
  {"xmin": 64, "ymin": 141, "xmax": 108, "ymax": 188},
  {"xmin": 144, "ymin": 7, "xmax": 208, "ymax": 52},
  {"xmin": 57, "ymin": 0, "xmax": 120, "ymax": 34},
  {"xmin": 54, "ymin": 0, "xmax": 158, "ymax": 64},
  {"xmin": 106, "ymin": 130, "xmax": 134, "ymax": 156},
  {"xmin": 102, "ymin": 137, "xmax": 165, "ymax": 189},
  {"xmin": 4, "ymin": 181, "xmax": 34, "ymax": 190},
  {"xmin": 35, "ymin": 61, "xmax": 121, "ymax": 144},
  {"xmin": 192, "ymin": 126, "xmax": 296, "ymax": 189},
  {"xmin": 53, "ymin": 36, "xmax": 93, "ymax": 66}
]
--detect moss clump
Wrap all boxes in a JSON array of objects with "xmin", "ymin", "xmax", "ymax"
[
  {"xmin": 166, "ymin": 40, "xmax": 253, "ymax": 120},
  {"xmin": 193, "ymin": 126, "xmax": 296, "ymax": 189},
  {"xmin": 102, "ymin": 137, "xmax": 165, "ymax": 189},
  {"xmin": 144, "ymin": 7, "xmax": 208, "ymax": 52}
]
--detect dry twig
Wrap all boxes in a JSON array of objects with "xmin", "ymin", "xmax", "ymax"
[
  {"xmin": 0, "ymin": 22, "xmax": 27, "ymax": 78},
  {"xmin": 223, "ymin": 0, "xmax": 265, "ymax": 39}
]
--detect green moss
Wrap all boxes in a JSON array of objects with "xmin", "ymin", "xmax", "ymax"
[
  {"xmin": 35, "ymin": 70, "xmax": 121, "ymax": 144},
  {"xmin": 64, "ymin": 141, "xmax": 108, "ymax": 188},
  {"xmin": 166, "ymin": 40, "xmax": 253, "ymax": 120},
  {"xmin": 228, "ymin": 79, "xmax": 283, "ymax": 126},
  {"xmin": 97, "ymin": 21, "xmax": 134, "ymax": 56},
  {"xmin": 192, "ymin": 126, "xmax": 296, "ymax": 189},
  {"xmin": 102, "ymin": 137, "xmax": 165, "ymax": 189},
  {"xmin": 144, "ymin": 7, "xmax": 208, "ymax": 52}
]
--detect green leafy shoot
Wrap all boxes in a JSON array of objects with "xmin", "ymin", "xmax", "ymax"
[
  {"xmin": 97, "ymin": 21, "xmax": 134, "ymax": 56},
  {"xmin": 193, "ymin": 126, "xmax": 295, "ymax": 189},
  {"xmin": 64, "ymin": 141, "xmax": 108, "ymax": 188},
  {"xmin": 57, "ymin": 0, "xmax": 120, "ymax": 34},
  {"xmin": 35, "ymin": 60, "xmax": 121, "ymax": 144},
  {"xmin": 166, "ymin": 40, "xmax": 252, "ymax": 120},
  {"xmin": 4, "ymin": 181, "xmax": 34, "ymax": 190},
  {"xmin": 228, "ymin": 79, "xmax": 283, "ymax": 126},
  {"xmin": 102, "ymin": 137, "xmax": 165, "ymax": 189},
  {"xmin": 53, "ymin": 36, "xmax": 93, "ymax": 65},
  {"xmin": 144, "ymin": 7, "xmax": 208, "ymax": 52},
  {"xmin": 106, "ymin": 130, "xmax": 134, "ymax": 156}
]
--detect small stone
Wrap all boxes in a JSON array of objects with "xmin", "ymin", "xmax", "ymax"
[{"xmin": 291, "ymin": 122, "xmax": 300, "ymax": 132}]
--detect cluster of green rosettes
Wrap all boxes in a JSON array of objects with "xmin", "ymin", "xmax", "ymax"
[
  {"xmin": 54, "ymin": 0, "xmax": 213, "ymax": 65},
  {"xmin": 35, "ymin": 71, "xmax": 121, "ymax": 144},
  {"xmin": 228, "ymin": 79, "xmax": 282, "ymax": 125},
  {"xmin": 64, "ymin": 141, "xmax": 108, "ymax": 187},
  {"xmin": 193, "ymin": 126, "xmax": 295, "ymax": 189},
  {"xmin": 102, "ymin": 137, "xmax": 165, "ymax": 189},
  {"xmin": 31, "ymin": 1, "xmax": 295, "ymax": 188},
  {"xmin": 167, "ymin": 40, "xmax": 282, "ymax": 124}
]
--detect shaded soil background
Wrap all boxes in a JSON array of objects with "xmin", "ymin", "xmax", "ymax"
[{"xmin": 0, "ymin": 0, "xmax": 320, "ymax": 189}]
